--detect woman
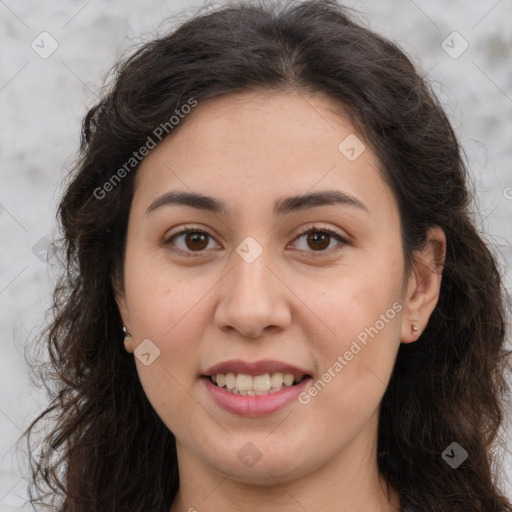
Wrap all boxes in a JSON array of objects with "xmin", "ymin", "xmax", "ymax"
[{"xmin": 24, "ymin": 0, "xmax": 512, "ymax": 510}]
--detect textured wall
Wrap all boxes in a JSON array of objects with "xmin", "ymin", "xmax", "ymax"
[{"xmin": 1, "ymin": 0, "xmax": 511, "ymax": 509}]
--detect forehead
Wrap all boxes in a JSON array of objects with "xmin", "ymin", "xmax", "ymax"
[{"xmin": 133, "ymin": 89, "xmax": 396, "ymax": 220}]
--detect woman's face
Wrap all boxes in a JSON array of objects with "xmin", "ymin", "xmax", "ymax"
[{"xmin": 116, "ymin": 90, "xmax": 440, "ymax": 488}]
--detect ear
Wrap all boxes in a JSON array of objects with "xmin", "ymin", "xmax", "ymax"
[
  {"xmin": 112, "ymin": 275, "xmax": 134, "ymax": 353},
  {"xmin": 400, "ymin": 226, "xmax": 446, "ymax": 343}
]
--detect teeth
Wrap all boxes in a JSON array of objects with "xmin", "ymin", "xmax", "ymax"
[
  {"xmin": 210, "ymin": 372, "xmax": 304, "ymax": 395},
  {"xmin": 225, "ymin": 373, "xmax": 236, "ymax": 389},
  {"xmin": 253, "ymin": 374, "xmax": 271, "ymax": 391},
  {"xmin": 283, "ymin": 374, "xmax": 294, "ymax": 386},
  {"xmin": 235, "ymin": 374, "xmax": 253, "ymax": 391},
  {"xmin": 271, "ymin": 372, "xmax": 284, "ymax": 388}
]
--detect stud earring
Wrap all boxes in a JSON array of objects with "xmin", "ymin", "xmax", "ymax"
[
  {"xmin": 122, "ymin": 326, "xmax": 133, "ymax": 352},
  {"xmin": 411, "ymin": 324, "xmax": 419, "ymax": 333}
]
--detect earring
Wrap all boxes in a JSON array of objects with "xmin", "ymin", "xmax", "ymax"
[
  {"xmin": 123, "ymin": 326, "xmax": 133, "ymax": 352},
  {"xmin": 411, "ymin": 324, "xmax": 419, "ymax": 333}
]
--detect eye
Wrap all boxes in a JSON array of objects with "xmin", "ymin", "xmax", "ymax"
[
  {"xmin": 164, "ymin": 225, "xmax": 349, "ymax": 258},
  {"xmin": 290, "ymin": 225, "xmax": 348, "ymax": 255},
  {"xmin": 165, "ymin": 228, "xmax": 220, "ymax": 256}
]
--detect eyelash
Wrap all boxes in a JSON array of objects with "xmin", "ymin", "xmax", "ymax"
[{"xmin": 164, "ymin": 224, "xmax": 349, "ymax": 258}]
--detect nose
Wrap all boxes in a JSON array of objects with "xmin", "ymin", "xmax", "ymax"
[{"xmin": 214, "ymin": 247, "xmax": 292, "ymax": 339}]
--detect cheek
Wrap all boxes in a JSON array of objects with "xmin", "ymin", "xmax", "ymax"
[
  {"xmin": 299, "ymin": 259, "xmax": 403, "ymax": 426},
  {"xmin": 307, "ymin": 257, "xmax": 403, "ymax": 357},
  {"xmin": 124, "ymin": 242, "xmax": 214, "ymax": 336},
  {"xmin": 122, "ymin": 247, "xmax": 209, "ymax": 406},
  {"xmin": 126, "ymin": 289, "xmax": 207, "ymax": 437}
]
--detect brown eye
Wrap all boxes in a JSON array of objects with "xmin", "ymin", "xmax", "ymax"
[
  {"xmin": 292, "ymin": 227, "xmax": 348, "ymax": 255},
  {"xmin": 306, "ymin": 231, "xmax": 331, "ymax": 251},
  {"xmin": 165, "ymin": 230, "xmax": 218, "ymax": 256},
  {"xmin": 165, "ymin": 226, "xmax": 348, "ymax": 258},
  {"xmin": 183, "ymin": 232, "xmax": 209, "ymax": 251}
]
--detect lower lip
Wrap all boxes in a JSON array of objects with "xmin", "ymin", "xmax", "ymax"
[{"xmin": 202, "ymin": 377, "xmax": 312, "ymax": 417}]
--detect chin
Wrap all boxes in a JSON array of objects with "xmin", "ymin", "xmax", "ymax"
[
  {"xmin": 210, "ymin": 457, "xmax": 307, "ymax": 486},
  {"xmin": 197, "ymin": 436, "xmax": 314, "ymax": 485}
]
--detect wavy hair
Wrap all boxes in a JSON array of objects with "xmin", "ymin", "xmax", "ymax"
[{"xmin": 22, "ymin": 0, "xmax": 512, "ymax": 510}]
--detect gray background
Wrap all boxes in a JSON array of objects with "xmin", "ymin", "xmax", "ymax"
[{"xmin": 1, "ymin": 0, "xmax": 511, "ymax": 509}]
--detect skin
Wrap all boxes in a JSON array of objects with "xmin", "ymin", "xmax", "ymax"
[{"xmin": 115, "ymin": 89, "xmax": 446, "ymax": 512}]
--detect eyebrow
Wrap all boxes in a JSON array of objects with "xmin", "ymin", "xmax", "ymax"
[{"xmin": 145, "ymin": 189, "xmax": 369, "ymax": 216}]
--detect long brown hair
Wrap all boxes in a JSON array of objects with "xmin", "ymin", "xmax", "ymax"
[{"xmin": 22, "ymin": 1, "xmax": 512, "ymax": 510}]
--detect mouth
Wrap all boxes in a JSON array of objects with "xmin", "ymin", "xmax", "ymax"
[
  {"xmin": 205, "ymin": 372, "xmax": 310, "ymax": 396},
  {"xmin": 201, "ymin": 359, "xmax": 313, "ymax": 416}
]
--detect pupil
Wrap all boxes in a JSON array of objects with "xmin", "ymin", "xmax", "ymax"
[
  {"xmin": 308, "ymin": 232, "xmax": 329, "ymax": 250},
  {"xmin": 186, "ymin": 233, "xmax": 208, "ymax": 250}
]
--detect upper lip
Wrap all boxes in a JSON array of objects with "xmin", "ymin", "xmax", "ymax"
[{"xmin": 203, "ymin": 359, "xmax": 312, "ymax": 377}]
